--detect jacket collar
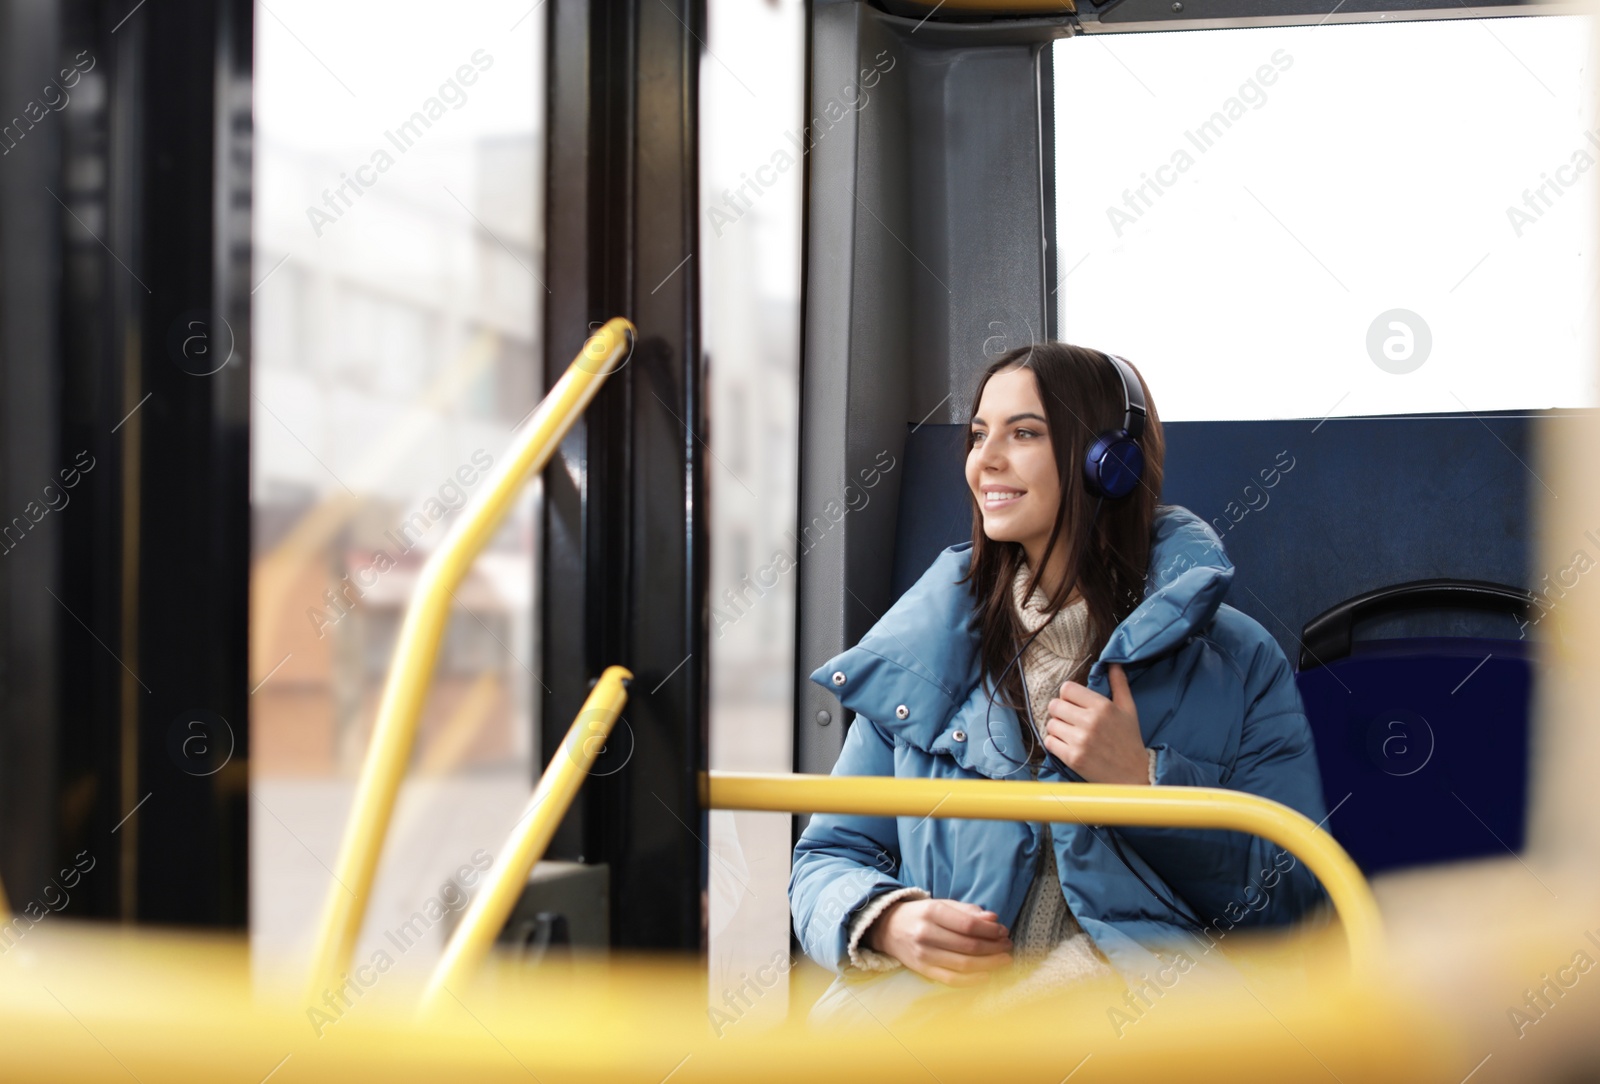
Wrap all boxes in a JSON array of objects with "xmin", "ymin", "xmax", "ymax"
[{"xmin": 809, "ymin": 504, "xmax": 1234, "ymax": 754}]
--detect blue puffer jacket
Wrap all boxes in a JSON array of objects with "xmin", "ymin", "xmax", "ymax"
[{"xmin": 789, "ymin": 503, "xmax": 1330, "ymax": 990}]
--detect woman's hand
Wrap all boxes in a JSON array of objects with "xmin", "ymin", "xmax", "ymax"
[
  {"xmin": 865, "ymin": 899, "xmax": 1014, "ymax": 986},
  {"xmin": 1044, "ymin": 662, "xmax": 1150, "ymax": 785}
]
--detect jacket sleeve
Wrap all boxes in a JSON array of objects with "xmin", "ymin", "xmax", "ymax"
[
  {"xmin": 1113, "ymin": 634, "xmax": 1332, "ymax": 931},
  {"xmin": 789, "ymin": 715, "xmax": 920, "ymax": 975}
]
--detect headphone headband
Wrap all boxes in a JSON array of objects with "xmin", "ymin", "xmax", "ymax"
[{"xmin": 1101, "ymin": 351, "xmax": 1147, "ymax": 442}]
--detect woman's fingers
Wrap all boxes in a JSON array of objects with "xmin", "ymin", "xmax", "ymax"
[
  {"xmin": 1047, "ymin": 733, "xmax": 1095, "ymax": 778},
  {"xmin": 916, "ymin": 944, "xmax": 1015, "ymax": 974},
  {"xmin": 944, "ymin": 900, "xmax": 996, "ymax": 917},
  {"xmin": 1043, "ymin": 722, "xmax": 1077, "ymax": 759},
  {"xmin": 1057, "ymin": 680, "xmax": 1104, "ymax": 708},
  {"xmin": 931, "ymin": 900, "xmax": 1010, "ymax": 939},
  {"xmin": 1047, "ymin": 698, "xmax": 1087, "ymax": 728},
  {"xmin": 916, "ymin": 901, "xmax": 1013, "ymax": 955},
  {"xmin": 921, "ymin": 925, "xmax": 1013, "ymax": 956}
]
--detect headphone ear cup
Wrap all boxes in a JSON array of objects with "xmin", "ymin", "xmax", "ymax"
[{"xmin": 1084, "ymin": 432, "xmax": 1145, "ymax": 500}]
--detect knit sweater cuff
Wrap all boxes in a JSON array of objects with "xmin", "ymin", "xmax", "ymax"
[
  {"xmin": 1147, "ymin": 747, "xmax": 1158, "ymax": 786},
  {"xmin": 845, "ymin": 886, "xmax": 930, "ymax": 972}
]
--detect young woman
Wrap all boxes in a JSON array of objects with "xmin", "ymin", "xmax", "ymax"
[{"xmin": 788, "ymin": 343, "xmax": 1329, "ymax": 1024}]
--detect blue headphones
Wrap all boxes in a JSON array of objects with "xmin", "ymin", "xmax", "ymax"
[{"xmin": 1082, "ymin": 352, "xmax": 1148, "ymax": 501}]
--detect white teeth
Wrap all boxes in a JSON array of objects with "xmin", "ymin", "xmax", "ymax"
[{"xmin": 985, "ymin": 491, "xmax": 1022, "ymax": 503}]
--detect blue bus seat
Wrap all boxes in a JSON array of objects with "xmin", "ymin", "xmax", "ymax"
[{"xmin": 1293, "ymin": 580, "xmax": 1535, "ymax": 876}]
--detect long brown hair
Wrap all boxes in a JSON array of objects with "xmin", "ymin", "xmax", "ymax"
[{"xmin": 956, "ymin": 342, "xmax": 1166, "ymax": 766}]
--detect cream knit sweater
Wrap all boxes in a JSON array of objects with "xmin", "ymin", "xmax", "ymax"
[{"xmin": 845, "ymin": 560, "xmax": 1152, "ymax": 1009}]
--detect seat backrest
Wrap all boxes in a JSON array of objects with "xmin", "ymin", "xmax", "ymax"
[{"xmin": 1295, "ymin": 637, "xmax": 1532, "ymax": 874}]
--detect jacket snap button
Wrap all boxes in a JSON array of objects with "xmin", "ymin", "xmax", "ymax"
[
  {"xmin": 951, "ymin": 730, "xmax": 967, "ymax": 742},
  {"xmin": 895, "ymin": 704, "xmax": 909, "ymax": 720},
  {"xmin": 831, "ymin": 671, "xmax": 847, "ymax": 686}
]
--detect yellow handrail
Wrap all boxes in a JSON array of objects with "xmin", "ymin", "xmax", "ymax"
[
  {"xmin": 706, "ymin": 771, "xmax": 1382, "ymax": 982},
  {"xmin": 304, "ymin": 319, "xmax": 635, "ymax": 1003},
  {"xmin": 420, "ymin": 664, "xmax": 631, "ymax": 1013},
  {"xmin": 0, "ymin": 923, "xmax": 1466, "ymax": 1083}
]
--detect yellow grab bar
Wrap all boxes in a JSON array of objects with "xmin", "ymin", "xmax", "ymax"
[
  {"xmin": 420, "ymin": 664, "xmax": 631, "ymax": 1012},
  {"xmin": 706, "ymin": 771, "xmax": 1382, "ymax": 982},
  {"xmin": 304, "ymin": 319, "xmax": 635, "ymax": 1003}
]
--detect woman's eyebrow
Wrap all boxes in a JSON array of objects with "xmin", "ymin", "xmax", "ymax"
[{"xmin": 970, "ymin": 412, "xmax": 1048, "ymax": 426}]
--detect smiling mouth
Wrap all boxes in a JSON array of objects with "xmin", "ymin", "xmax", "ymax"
[{"xmin": 984, "ymin": 491, "xmax": 1025, "ymax": 508}]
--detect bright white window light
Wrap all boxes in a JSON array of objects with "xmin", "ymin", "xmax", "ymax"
[{"xmin": 1053, "ymin": 17, "xmax": 1596, "ymax": 421}]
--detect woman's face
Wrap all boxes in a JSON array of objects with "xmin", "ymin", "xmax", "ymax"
[{"xmin": 966, "ymin": 365, "xmax": 1062, "ymax": 563}]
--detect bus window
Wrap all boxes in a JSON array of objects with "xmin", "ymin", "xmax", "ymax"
[
  {"xmin": 251, "ymin": 0, "xmax": 545, "ymax": 990},
  {"xmin": 1053, "ymin": 17, "xmax": 1596, "ymax": 421}
]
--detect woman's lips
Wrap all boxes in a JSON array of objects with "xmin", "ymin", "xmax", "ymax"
[{"xmin": 983, "ymin": 491, "xmax": 1024, "ymax": 510}]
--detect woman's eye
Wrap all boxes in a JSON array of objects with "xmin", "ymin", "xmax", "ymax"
[{"xmin": 1015, "ymin": 428, "xmax": 1037, "ymax": 440}]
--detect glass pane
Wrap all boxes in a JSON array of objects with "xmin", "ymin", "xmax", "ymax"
[
  {"xmin": 251, "ymin": 1, "xmax": 544, "ymax": 993},
  {"xmin": 1053, "ymin": 17, "xmax": 1596, "ymax": 421},
  {"xmin": 701, "ymin": 0, "xmax": 806, "ymax": 1031}
]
